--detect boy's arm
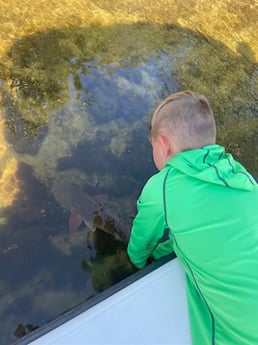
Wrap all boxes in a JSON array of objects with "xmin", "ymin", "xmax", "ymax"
[{"xmin": 127, "ymin": 173, "xmax": 173, "ymax": 268}]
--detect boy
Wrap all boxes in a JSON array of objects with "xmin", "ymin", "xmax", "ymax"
[{"xmin": 127, "ymin": 91, "xmax": 258, "ymax": 345}]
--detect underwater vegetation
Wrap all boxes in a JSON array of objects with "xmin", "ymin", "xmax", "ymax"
[{"xmin": 0, "ymin": 22, "xmax": 257, "ymax": 183}]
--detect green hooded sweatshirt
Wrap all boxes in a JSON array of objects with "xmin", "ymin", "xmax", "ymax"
[{"xmin": 127, "ymin": 144, "xmax": 258, "ymax": 345}]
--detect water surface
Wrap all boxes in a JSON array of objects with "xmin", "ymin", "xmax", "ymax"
[{"xmin": 0, "ymin": 1, "xmax": 257, "ymax": 343}]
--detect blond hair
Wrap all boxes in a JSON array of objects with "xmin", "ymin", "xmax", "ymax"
[{"xmin": 150, "ymin": 90, "xmax": 216, "ymax": 151}]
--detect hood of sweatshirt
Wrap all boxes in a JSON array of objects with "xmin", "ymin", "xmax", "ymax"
[{"xmin": 166, "ymin": 144, "xmax": 257, "ymax": 191}]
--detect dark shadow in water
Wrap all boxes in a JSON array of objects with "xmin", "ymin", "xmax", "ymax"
[{"xmin": 0, "ymin": 21, "xmax": 257, "ymax": 345}]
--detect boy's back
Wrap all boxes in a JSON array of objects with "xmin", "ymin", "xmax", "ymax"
[{"xmin": 164, "ymin": 145, "xmax": 258, "ymax": 344}]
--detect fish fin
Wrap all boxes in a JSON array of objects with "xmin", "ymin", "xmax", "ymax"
[
  {"xmin": 69, "ymin": 209, "xmax": 83, "ymax": 233},
  {"xmin": 82, "ymin": 219, "xmax": 96, "ymax": 232}
]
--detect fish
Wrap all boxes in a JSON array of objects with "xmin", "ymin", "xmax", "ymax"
[{"xmin": 52, "ymin": 181, "xmax": 131, "ymax": 244}]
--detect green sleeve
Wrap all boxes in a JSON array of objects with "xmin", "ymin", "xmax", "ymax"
[
  {"xmin": 152, "ymin": 240, "xmax": 174, "ymax": 260},
  {"xmin": 127, "ymin": 171, "xmax": 174, "ymax": 268}
]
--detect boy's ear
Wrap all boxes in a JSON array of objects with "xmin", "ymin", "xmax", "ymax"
[
  {"xmin": 157, "ymin": 133, "xmax": 178, "ymax": 157},
  {"xmin": 157, "ymin": 134, "xmax": 171, "ymax": 156}
]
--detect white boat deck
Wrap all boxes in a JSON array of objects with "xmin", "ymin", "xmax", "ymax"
[{"xmin": 16, "ymin": 257, "xmax": 191, "ymax": 345}]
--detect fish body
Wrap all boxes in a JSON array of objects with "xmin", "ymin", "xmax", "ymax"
[{"xmin": 53, "ymin": 182, "xmax": 131, "ymax": 243}]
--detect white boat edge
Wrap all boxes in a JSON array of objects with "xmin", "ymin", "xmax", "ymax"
[{"xmin": 14, "ymin": 255, "xmax": 192, "ymax": 345}]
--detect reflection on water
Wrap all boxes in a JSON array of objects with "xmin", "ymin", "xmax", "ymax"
[{"xmin": 0, "ymin": 0, "xmax": 257, "ymax": 343}]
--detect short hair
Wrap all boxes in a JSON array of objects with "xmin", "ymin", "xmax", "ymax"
[{"xmin": 150, "ymin": 90, "xmax": 216, "ymax": 150}]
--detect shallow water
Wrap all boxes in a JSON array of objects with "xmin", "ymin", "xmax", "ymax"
[{"xmin": 0, "ymin": 0, "xmax": 257, "ymax": 343}]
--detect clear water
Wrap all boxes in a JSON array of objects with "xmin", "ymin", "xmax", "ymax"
[{"xmin": 0, "ymin": 1, "xmax": 257, "ymax": 343}]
